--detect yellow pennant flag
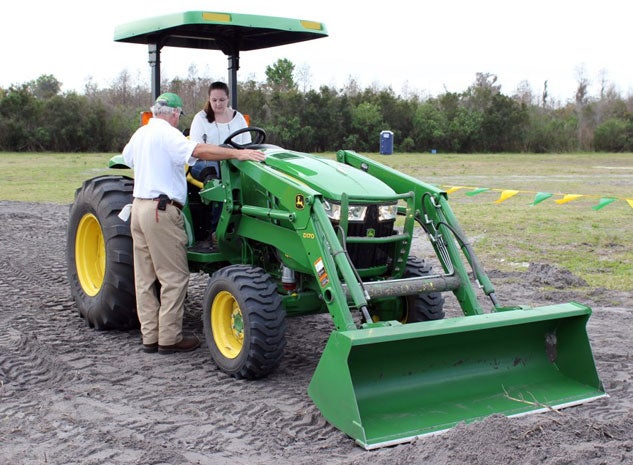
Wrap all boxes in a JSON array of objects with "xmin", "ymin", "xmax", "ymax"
[
  {"xmin": 445, "ymin": 186, "xmax": 466, "ymax": 194},
  {"xmin": 555, "ymin": 194, "xmax": 583, "ymax": 204},
  {"xmin": 627, "ymin": 199, "xmax": 633, "ymax": 209},
  {"xmin": 494, "ymin": 190, "xmax": 519, "ymax": 204}
]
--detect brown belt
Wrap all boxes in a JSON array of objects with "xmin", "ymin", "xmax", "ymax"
[
  {"xmin": 136, "ymin": 197, "xmax": 183, "ymax": 210},
  {"xmin": 152, "ymin": 197, "xmax": 183, "ymax": 210}
]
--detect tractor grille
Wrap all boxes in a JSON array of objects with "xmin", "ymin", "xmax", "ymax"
[{"xmin": 331, "ymin": 205, "xmax": 395, "ymax": 269}]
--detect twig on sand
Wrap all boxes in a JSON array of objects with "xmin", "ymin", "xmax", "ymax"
[{"xmin": 502, "ymin": 385, "xmax": 565, "ymax": 418}]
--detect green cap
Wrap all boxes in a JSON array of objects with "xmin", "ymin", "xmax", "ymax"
[{"xmin": 155, "ymin": 92, "xmax": 184, "ymax": 114}]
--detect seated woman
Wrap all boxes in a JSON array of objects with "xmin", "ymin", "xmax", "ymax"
[{"xmin": 189, "ymin": 81, "xmax": 251, "ymax": 181}]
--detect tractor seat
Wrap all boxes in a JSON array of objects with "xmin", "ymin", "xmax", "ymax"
[{"xmin": 189, "ymin": 160, "xmax": 219, "ymax": 182}]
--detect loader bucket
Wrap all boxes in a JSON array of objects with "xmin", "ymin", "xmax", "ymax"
[{"xmin": 308, "ymin": 302, "xmax": 605, "ymax": 450}]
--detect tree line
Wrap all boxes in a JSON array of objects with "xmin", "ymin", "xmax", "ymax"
[{"xmin": 1, "ymin": 60, "xmax": 633, "ymax": 153}]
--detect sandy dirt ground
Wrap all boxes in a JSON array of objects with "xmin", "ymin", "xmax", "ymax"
[{"xmin": 1, "ymin": 200, "xmax": 632, "ymax": 464}]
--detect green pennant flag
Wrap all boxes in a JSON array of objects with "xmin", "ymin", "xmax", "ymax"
[
  {"xmin": 465, "ymin": 187, "xmax": 490, "ymax": 196},
  {"xmin": 592, "ymin": 197, "xmax": 617, "ymax": 210},
  {"xmin": 531, "ymin": 192, "xmax": 553, "ymax": 206}
]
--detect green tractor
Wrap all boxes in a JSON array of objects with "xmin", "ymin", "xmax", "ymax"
[{"xmin": 66, "ymin": 11, "xmax": 605, "ymax": 449}]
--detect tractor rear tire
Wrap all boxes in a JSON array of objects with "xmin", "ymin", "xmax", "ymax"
[
  {"xmin": 66, "ymin": 175, "xmax": 138, "ymax": 330},
  {"xmin": 402, "ymin": 256, "xmax": 445, "ymax": 322},
  {"xmin": 202, "ymin": 265, "xmax": 286, "ymax": 380}
]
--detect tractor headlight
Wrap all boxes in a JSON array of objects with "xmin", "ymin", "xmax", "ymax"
[
  {"xmin": 323, "ymin": 200, "xmax": 340, "ymax": 220},
  {"xmin": 378, "ymin": 204, "xmax": 398, "ymax": 221},
  {"xmin": 323, "ymin": 200, "xmax": 367, "ymax": 222}
]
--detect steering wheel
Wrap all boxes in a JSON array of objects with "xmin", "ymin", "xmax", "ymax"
[{"xmin": 223, "ymin": 127, "xmax": 267, "ymax": 149}]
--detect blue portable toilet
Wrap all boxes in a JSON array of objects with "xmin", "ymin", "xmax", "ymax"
[{"xmin": 379, "ymin": 130, "xmax": 394, "ymax": 155}]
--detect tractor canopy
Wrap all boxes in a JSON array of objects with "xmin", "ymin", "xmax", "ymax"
[
  {"xmin": 114, "ymin": 10, "xmax": 328, "ymax": 51},
  {"xmin": 114, "ymin": 11, "xmax": 328, "ymax": 105}
]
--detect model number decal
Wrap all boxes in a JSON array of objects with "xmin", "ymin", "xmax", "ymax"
[{"xmin": 302, "ymin": 232, "xmax": 315, "ymax": 239}]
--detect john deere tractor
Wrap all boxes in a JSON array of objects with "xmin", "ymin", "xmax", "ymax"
[{"xmin": 66, "ymin": 11, "xmax": 605, "ymax": 449}]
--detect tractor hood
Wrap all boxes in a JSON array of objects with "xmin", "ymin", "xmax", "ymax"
[{"xmin": 263, "ymin": 150, "xmax": 396, "ymax": 201}]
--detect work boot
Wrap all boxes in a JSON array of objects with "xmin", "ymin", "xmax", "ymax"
[
  {"xmin": 158, "ymin": 335, "xmax": 201, "ymax": 354},
  {"xmin": 142, "ymin": 342, "xmax": 158, "ymax": 353}
]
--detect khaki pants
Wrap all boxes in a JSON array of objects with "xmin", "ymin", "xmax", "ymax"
[{"xmin": 130, "ymin": 198, "xmax": 189, "ymax": 346}]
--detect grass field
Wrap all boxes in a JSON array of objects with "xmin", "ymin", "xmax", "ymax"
[{"xmin": 1, "ymin": 151, "xmax": 631, "ymax": 291}]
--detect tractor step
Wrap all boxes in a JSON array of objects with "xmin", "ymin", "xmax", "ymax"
[{"xmin": 188, "ymin": 241, "xmax": 216, "ymax": 253}]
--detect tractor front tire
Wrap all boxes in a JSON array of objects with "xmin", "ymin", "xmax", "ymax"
[
  {"xmin": 66, "ymin": 175, "xmax": 138, "ymax": 330},
  {"xmin": 402, "ymin": 256, "xmax": 445, "ymax": 322},
  {"xmin": 202, "ymin": 265, "xmax": 286, "ymax": 379}
]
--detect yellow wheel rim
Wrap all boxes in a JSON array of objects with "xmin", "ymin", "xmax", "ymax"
[
  {"xmin": 75, "ymin": 213, "xmax": 105, "ymax": 297},
  {"xmin": 211, "ymin": 290, "xmax": 244, "ymax": 359}
]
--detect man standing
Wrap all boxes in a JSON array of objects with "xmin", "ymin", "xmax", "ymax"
[{"xmin": 123, "ymin": 92, "xmax": 265, "ymax": 354}]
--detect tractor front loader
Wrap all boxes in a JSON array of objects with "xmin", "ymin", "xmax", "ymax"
[
  {"xmin": 200, "ymin": 145, "xmax": 605, "ymax": 449},
  {"xmin": 66, "ymin": 11, "xmax": 605, "ymax": 450}
]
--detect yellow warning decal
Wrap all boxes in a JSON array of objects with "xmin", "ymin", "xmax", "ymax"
[{"xmin": 314, "ymin": 257, "xmax": 329, "ymax": 287}]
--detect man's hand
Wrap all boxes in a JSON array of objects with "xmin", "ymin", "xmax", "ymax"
[
  {"xmin": 234, "ymin": 149, "xmax": 266, "ymax": 162},
  {"xmin": 193, "ymin": 144, "xmax": 266, "ymax": 162}
]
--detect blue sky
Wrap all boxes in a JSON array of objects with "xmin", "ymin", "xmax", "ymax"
[{"xmin": 2, "ymin": 0, "xmax": 629, "ymax": 103}]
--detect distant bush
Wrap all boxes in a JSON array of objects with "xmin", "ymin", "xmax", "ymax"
[{"xmin": 2, "ymin": 70, "xmax": 633, "ymax": 154}]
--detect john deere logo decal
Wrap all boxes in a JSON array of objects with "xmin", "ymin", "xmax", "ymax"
[
  {"xmin": 295, "ymin": 194, "xmax": 305, "ymax": 210},
  {"xmin": 367, "ymin": 228, "xmax": 376, "ymax": 237}
]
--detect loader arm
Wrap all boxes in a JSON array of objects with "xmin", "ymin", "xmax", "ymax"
[{"xmin": 337, "ymin": 149, "xmax": 497, "ymax": 314}]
